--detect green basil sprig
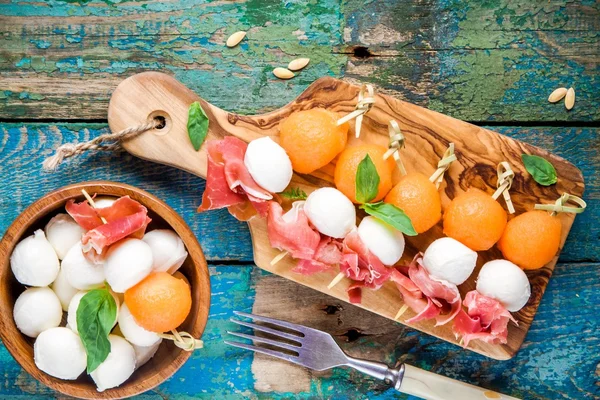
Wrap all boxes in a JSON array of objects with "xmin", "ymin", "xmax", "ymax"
[
  {"xmin": 76, "ymin": 288, "xmax": 117, "ymax": 373},
  {"xmin": 187, "ymin": 101, "xmax": 209, "ymax": 151},
  {"xmin": 361, "ymin": 202, "xmax": 417, "ymax": 236},
  {"xmin": 280, "ymin": 187, "xmax": 307, "ymax": 201},
  {"xmin": 521, "ymin": 154, "xmax": 557, "ymax": 186},
  {"xmin": 355, "ymin": 155, "xmax": 380, "ymax": 203},
  {"xmin": 354, "ymin": 154, "xmax": 417, "ymax": 236}
]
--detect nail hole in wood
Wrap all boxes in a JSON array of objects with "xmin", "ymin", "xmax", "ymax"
[
  {"xmin": 341, "ymin": 328, "xmax": 364, "ymax": 342},
  {"xmin": 353, "ymin": 46, "xmax": 372, "ymax": 59},
  {"xmin": 321, "ymin": 304, "xmax": 342, "ymax": 315}
]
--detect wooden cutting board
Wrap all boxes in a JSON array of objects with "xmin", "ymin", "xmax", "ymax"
[{"xmin": 108, "ymin": 71, "xmax": 584, "ymax": 360}]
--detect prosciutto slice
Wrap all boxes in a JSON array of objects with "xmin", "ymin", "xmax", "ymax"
[
  {"xmin": 267, "ymin": 201, "xmax": 320, "ymax": 260},
  {"xmin": 339, "ymin": 230, "xmax": 392, "ymax": 304},
  {"xmin": 294, "ymin": 237, "xmax": 343, "ymax": 275},
  {"xmin": 198, "ymin": 137, "xmax": 271, "ymax": 221},
  {"xmin": 66, "ymin": 196, "xmax": 151, "ymax": 263},
  {"xmin": 390, "ymin": 254, "xmax": 461, "ymax": 326},
  {"xmin": 453, "ymin": 290, "xmax": 517, "ymax": 347}
]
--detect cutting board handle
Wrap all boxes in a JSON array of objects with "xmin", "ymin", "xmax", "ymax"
[{"xmin": 107, "ymin": 71, "xmax": 288, "ymax": 178}]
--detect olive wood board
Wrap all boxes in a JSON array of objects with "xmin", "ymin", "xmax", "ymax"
[{"xmin": 107, "ymin": 72, "xmax": 584, "ymax": 360}]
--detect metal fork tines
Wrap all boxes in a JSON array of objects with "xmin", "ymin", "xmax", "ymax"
[{"xmin": 225, "ymin": 311, "xmax": 348, "ymax": 371}]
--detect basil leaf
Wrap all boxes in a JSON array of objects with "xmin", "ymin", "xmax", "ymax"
[
  {"xmin": 521, "ymin": 154, "xmax": 557, "ymax": 186},
  {"xmin": 280, "ymin": 187, "xmax": 307, "ymax": 200},
  {"xmin": 361, "ymin": 202, "xmax": 417, "ymax": 236},
  {"xmin": 187, "ymin": 101, "xmax": 209, "ymax": 151},
  {"xmin": 355, "ymin": 154, "xmax": 380, "ymax": 204},
  {"xmin": 76, "ymin": 288, "xmax": 117, "ymax": 373}
]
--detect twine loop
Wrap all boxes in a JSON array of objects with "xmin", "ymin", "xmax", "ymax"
[
  {"xmin": 428, "ymin": 143, "xmax": 456, "ymax": 189},
  {"xmin": 336, "ymin": 84, "xmax": 375, "ymax": 139},
  {"xmin": 158, "ymin": 330, "xmax": 204, "ymax": 352},
  {"xmin": 535, "ymin": 193, "xmax": 587, "ymax": 217},
  {"xmin": 42, "ymin": 119, "xmax": 160, "ymax": 171},
  {"xmin": 491, "ymin": 161, "xmax": 515, "ymax": 214},
  {"xmin": 382, "ymin": 120, "xmax": 407, "ymax": 175}
]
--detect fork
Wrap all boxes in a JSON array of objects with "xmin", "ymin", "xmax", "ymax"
[{"xmin": 225, "ymin": 311, "xmax": 519, "ymax": 400}]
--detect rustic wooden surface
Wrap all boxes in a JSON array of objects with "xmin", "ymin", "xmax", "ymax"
[
  {"xmin": 0, "ymin": 0, "xmax": 598, "ymax": 399},
  {"xmin": 108, "ymin": 71, "xmax": 584, "ymax": 360}
]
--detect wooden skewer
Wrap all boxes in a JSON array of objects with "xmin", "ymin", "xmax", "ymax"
[
  {"xmin": 394, "ymin": 304, "xmax": 409, "ymax": 321},
  {"xmin": 81, "ymin": 189, "xmax": 108, "ymax": 224},
  {"xmin": 327, "ymin": 271, "xmax": 345, "ymax": 289},
  {"xmin": 270, "ymin": 251, "xmax": 289, "ymax": 266}
]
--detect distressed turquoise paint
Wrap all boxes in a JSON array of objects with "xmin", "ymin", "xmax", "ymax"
[
  {"xmin": 0, "ymin": 124, "xmax": 254, "ymax": 262},
  {"xmin": 341, "ymin": 0, "xmax": 599, "ymax": 121},
  {"xmin": 2, "ymin": 124, "xmax": 596, "ymax": 263},
  {"xmin": 1, "ymin": 0, "xmax": 599, "ymax": 398},
  {"xmin": 0, "ymin": 262, "xmax": 597, "ymax": 398},
  {"xmin": 0, "ymin": 123, "xmax": 599, "ymax": 398}
]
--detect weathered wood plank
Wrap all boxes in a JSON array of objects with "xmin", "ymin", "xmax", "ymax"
[
  {"xmin": 342, "ymin": 0, "xmax": 600, "ymax": 122},
  {"xmin": 0, "ymin": 123, "xmax": 255, "ymax": 262},
  {"xmin": 1, "ymin": 123, "xmax": 597, "ymax": 263},
  {"xmin": 0, "ymin": 0, "xmax": 598, "ymax": 121},
  {"xmin": 0, "ymin": 262, "xmax": 598, "ymax": 399}
]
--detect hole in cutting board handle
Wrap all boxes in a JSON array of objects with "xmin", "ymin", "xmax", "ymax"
[{"xmin": 148, "ymin": 110, "xmax": 172, "ymax": 136}]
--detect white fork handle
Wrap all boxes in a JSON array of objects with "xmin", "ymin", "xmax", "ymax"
[{"xmin": 399, "ymin": 364, "xmax": 521, "ymax": 400}]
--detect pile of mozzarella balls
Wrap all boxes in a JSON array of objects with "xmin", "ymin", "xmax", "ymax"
[{"xmin": 10, "ymin": 197, "xmax": 189, "ymax": 392}]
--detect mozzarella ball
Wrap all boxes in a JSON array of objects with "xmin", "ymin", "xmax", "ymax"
[
  {"xmin": 476, "ymin": 259, "xmax": 531, "ymax": 312},
  {"xmin": 91, "ymin": 335, "xmax": 136, "ymax": 392},
  {"xmin": 422, "ymin": 237, "xmax": 477, "ymax": 285},
  {"xmin": 67, "ymin": 291, "xmax": 85, "ymax": 334},
  {"xmin": 104, "ymin": 238, "xmax": 153, "ymax": 293},
  {"xmin": 14, "ymin": 287, "xmax": 62, "ymax": 338},
  {"xmin": 357, "ymin": 216, "xmax": 405, "ymax": 266},
  {"xmin": 304, "ymin": 187, "xmax": 356, "ymax": 238},
  {"xmin": 44, "ymin": 213, "xmax": 84, "ymax": 260},
  {"xmin": 142, "ymin": 230, "xmax": 188, "ymax": 274},
  {"xmin": 34, "ymin": 327, "xmax": 87, "ymax": 380},
  {"xmin": 93, "ymin": 196, "xmax": 117, "ymax": 209},
  {"xmin": 244, "ymin": 137, "xmax": 293, "ymax": 193},
  {"xmin": 51, "ymin": 266, "xmax": 79, "ymax": 311},
  {"xmin": 62, "ymin": 242, "xmax": 105, "ymax": 290},
  {"xmin": 132, "ymin": 339, "xmax": 162, "ymax": 369},
  {"xmin": 118, "ymin": 303, "xmax": 161, "ymax": 347},
  {"xmin": 10, "ymin": 230, "xmax": 59, "ymax": 286},
  {"xmin": 68, "ymin": 290, "xmax": 119, "ymax": 334}
]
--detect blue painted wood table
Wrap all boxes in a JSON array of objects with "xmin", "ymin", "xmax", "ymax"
[{"xmin": 0, "ymin": 1, "xmax": 598, "ymax": 399}]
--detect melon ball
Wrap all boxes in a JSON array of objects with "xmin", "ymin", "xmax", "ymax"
[
  {"xmin": 62, "ymin": 242, "xmax": 105, "ymax": 290},
  {"xmin": 93, "ymin": 196, "xmax": 117, "ymax": 209},
  {"xmin": 357, "ymin": 216, "xmax": 405, "ymax": 266},
  {"xmin": 14, "ymin": 287, "xmax": 62, "ymax": 338},
  {"xmin": 132, "ymin": 339, "xmax": 162, "ymax": 369},
  {"xmin": 244, "ymin": 137, "xmax": 293, "ymax": 193},
  {"xmin": 172, "ymin": 271, "xmax": 191, "ymax": 287},
  {"xmin": 44, "ymin": 213, "xmax": 84, "ymax": 260},
  {"xmin": 142, "ymin": 230, "xmax": 188, "ymax": 274},
  {"xmin": 51, "ymin": 266, "xmax": 79, "ymax": 311},
  {"xmin": 68, "ymin": 290, "xmax": 119, "ymax": 334},
  {"xmin": 91, "ymin": 335, "xmax": 136, "ymax": 392},
  {"xmin": 476, "ymin": 259, "xmax": 531, "ymax": 312},
  {"xmin": 10, "ymin": 230, "xmax": 59, "ymax": 287},
  {"xmin": 304, "ymin": 187, "xmax": 356, "ymax": 238},
  {"xmin": 422, "ymin": 237, "xmax": 477, "ymax": 285},
  {"xmin": 104, "ymin": 238, "xmax": 153, "ymax": 293},
  {"xmin": 118, "ymin": 303, "xmax": 161, "ymax": 347},
  {"xmin": 34, "ymin": 327, "xmax": 87, "ymax": 380}
]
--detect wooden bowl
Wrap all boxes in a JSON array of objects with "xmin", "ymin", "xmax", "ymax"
[{"xmin": 0, "ymin": 181, "xmax": 211, "ymax": 399}]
